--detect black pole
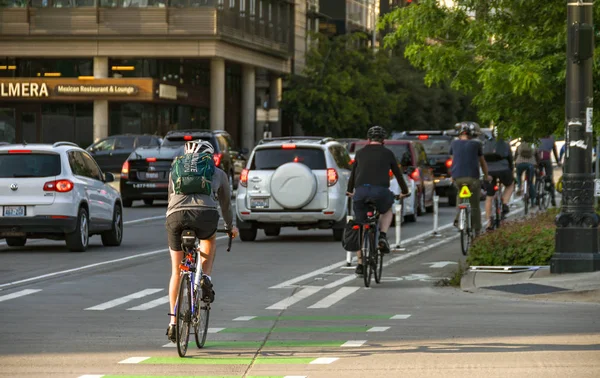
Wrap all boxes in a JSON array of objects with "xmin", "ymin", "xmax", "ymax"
[{"xmin": 552, "ymin": 0, "xmax": 600, "ymax": 273}]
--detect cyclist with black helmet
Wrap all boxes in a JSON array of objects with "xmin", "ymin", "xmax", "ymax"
[
  {"xmin": 165, "ymin": 140, "xmax": 239, "ymax": 343},
  {"xmin": 450, "ymin": 122, "xmax": 490, "ymax": 236},
  {"xmin": 347, "ymin": 126, "xmax": 410, "ymax": 275}
]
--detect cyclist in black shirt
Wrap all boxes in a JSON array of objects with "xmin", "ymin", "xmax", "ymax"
[{"xmin": 347, "ymin": 126, "xmax": 410, "ymax": 275}]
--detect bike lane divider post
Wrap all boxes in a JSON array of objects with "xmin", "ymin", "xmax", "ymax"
[
  {"xmin": 391, "ymin": 200, "xmax": 405, "ymax": 251},
  {"xmin": 345, "ymin": 197, "xmax": 354, "ymax": 266},
  {"xmin": 432, "ymin": 195, "xmax": 442, "ymax": 237}
]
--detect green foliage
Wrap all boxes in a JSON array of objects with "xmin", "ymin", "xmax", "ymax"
[
  {"xmin": 467, "ymin": 209, "xmax": 560, "ymax": 266},
  {"xmin": 280, "ymin": 33, "xmax": 476, "ymax": 137},
  {"xmin": 381, "ymin": 0, "xmax": 600, "ymax": 139}
]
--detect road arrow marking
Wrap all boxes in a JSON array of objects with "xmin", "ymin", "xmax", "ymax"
[{"xmin": 423, "ymin": 261, "xmax": 458, "ymax": 268}]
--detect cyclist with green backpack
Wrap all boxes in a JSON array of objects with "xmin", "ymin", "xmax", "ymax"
[
  {"xmin": 514, "ymin": 140, "xmax": 539, "ymax": 206},
  {"xmin": 165, "ymin": 139, "xmax": 238, "ymax": 343}
]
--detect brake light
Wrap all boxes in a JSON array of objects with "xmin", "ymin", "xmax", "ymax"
[
  {"xmin": 389, "ymin": 169, "xmax": 393, "ymax": 178},
  {"xmin": 213, "ymin": 153, "xmax": 222, "ymax": 167},
  {"xmin": 146, "ymin": 157, "xmax": 157, "ymax": 162},
  {"xmin": 8, "ymin": 150, "xmax": 31, "ymax": 154},
  {"xmin": 282, "ymin": 144, "xmax": 296, "ymax": 149},
  {"xmin": 410, "ymin": 169, "xmax": 420, "ymax": 181},
  {"xmin": 418, "ymin": 135, "xmax": 429, "ymax": 140},
  {"xmin": 349, "ymin": 159, "xmax": 355, "ymax": 165},
  {"xmin": 494, "ymin": 185, "xmax": 499, "ymax": 191},
  {"xmin": 240, "ymin": 168, "xmax": 249, "ymax": 187},
  {"xmin": 327, "ymin": 168, "xmax": 338, "ymax": 187},
  {"xmin": 445, "ymin": 158, "xmax": 452, "ymax": 168},
  {"xmin": 183, "ymin": 135, "xmax": 193, "ymax": 141},
  {"xmin": 121, "ymin": 161, "xmax": 130, "ymax": 179},
  {"xmin": 43, "ymin": 179, "xmax": 74, "ymax": 193}
]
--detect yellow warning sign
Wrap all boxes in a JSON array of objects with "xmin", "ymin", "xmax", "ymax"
[{"xmin": 459, "ymin": 186, "xmax": 472, "ymax": 198}]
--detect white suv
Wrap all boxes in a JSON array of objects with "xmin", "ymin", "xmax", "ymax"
[
  {"xmin": 0, "ymin": 142, "xmax": 123, "ymax": 252},
  {"xmin": 236, "ymin": 137, "xmax": 351, "ymax": 241}
]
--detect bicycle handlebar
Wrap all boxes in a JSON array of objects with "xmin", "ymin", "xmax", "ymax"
[{"xmin": 216, "ymin": 229, "xmax": 233, "ymax": 252}]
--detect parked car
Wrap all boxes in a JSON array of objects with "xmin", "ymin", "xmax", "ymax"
[
  {"xmin": 236, "ymin": 137, "xmax": 351, "ymax": 241},
  {"xmin": 86, "ymin": 134, "xmax": 161, "ymax": 173},
  {"xmin": 352, "ymin": 139, "xmax": 436, "ymax": 215},
  {"xmin": 230, "ymin": 148, "xmax": 249, "ymax": 190},
  {"xmin": 161, "ymin": 129, "xmax": 235, "ymax": 193},
  {"xmin": 392, "ymin": 130, "xmax": 457, "ymax": 205},
  {"xmin": 0, "ymin": 142, "xmax": 123, "ymax": 251}
]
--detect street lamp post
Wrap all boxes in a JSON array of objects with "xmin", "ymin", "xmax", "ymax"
[{"xmin": 552, "ymin": 0, "xmax": 600, "ymax": 273}]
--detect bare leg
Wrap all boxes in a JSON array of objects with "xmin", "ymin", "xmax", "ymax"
[
  {"xmin": 169, "ymin": 249, "xmax": 183, "ymax": 325},
  {"xmin": 485, "ymin": 197, "xmax": 493, "ymax": 228},
  {"xmin": 199, "ymin": 233, "xmax": 217, "ymax": 276},
  {"xmin": 378, "ymin": 209, "xmax": 394, "ymax": 233},
  {"xmin": 503, "ymin": 183, "xmax": 515, "ymax": 205}
]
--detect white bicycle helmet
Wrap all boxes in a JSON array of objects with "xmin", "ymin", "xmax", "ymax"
[{"xmin": 184, "ymin": 139, "xmax": 214, "ymax": 154}]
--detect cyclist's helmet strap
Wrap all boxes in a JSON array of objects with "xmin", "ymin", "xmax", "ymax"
[
  {"xmin": 184, "ymin": 139, "xmax": 214, "ymax": 154},
  {"xmin": 367, "ymin": 125, "xmax": 387, "ymax": 142}
]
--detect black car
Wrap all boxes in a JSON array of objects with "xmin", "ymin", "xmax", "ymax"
[
  {"xmin": 392, "ymin": 130, "xmax": 457, "ymax": 205},
  {"xmin": 86, "ymin": 134, "xmax": 161, "ymax": 173},
  {"xmin": 119, "ymin": 129, "xmax": 236, "ymax": 207}
]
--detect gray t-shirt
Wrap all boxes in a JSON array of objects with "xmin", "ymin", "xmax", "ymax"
[
  {"xmin": 449, "ymin": 139, "xmax": 482, "ymax": 179},
  {"xmin": 166, "ymin": 167, "xmax": 233, "ymax": 230}
]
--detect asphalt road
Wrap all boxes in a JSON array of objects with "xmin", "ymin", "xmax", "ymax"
[{"xmin": 1, "ymin": 197, "xmax": 599, "ymax": 378}]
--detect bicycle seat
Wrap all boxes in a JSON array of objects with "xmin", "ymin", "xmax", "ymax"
[{"xmin": 181, "ymin": 229, "xmax": 197, "ymax": 249}]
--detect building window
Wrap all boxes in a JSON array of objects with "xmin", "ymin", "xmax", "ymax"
[
  {"xmin": 0, "ymin": 58, "xmax": 92, "ymax": 78},
  {"xmin": 0, "ymin": 0, "xmax": 28, "ymax": 7},
  {"xmin": 0, "ymin": 108, "xmax": 16, "ymax": 144}
]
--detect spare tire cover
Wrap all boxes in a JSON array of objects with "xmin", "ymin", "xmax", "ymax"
[{"xmin": 270, "ymin": 162, "xmax": 317, "ymax": 209}]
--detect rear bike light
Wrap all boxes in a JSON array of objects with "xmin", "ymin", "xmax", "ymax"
[
  {"xmin": 494, "ymin": 185, "xmax": 499, "ymax": 191},
  {"xmin": 121, "ymin": 161, "xmax": 130, "ymax": 179},
  {"xmin": 240, "ymin": 168, "xmax": 249, "ymax": 187},
  {"xmin": 410, "ymin": 169, "xmax": 420, "ymax": 181},
  {"xmin": 213, "ymin": 152, "xmax": 223, "ymax": 167},
  {"xmin": 445, "ymin": 158, "xmax": 452, "ymax": 169},
  {"xmin": 327, "ymin": 168, "xmax": 338, "ymax": 187},
  {"xmin": 43, "ymin": 179, "xmax": 74, "ymax": 193},
  {"xmin": 367, "ymin": 212, "xmax": 374, "ymax": 217}
]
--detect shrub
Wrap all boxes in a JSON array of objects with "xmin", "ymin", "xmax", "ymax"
[{"xmin": 467, "ymin": 209, "xmax": 560, "ymax": 266}]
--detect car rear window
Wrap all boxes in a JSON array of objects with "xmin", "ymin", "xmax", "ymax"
[
  {"xmin": 0, "ymin": 153, "xmax": 61, "ymax": 178},
  {"xmin": 162, "ymin": 136, "xmax": 215, "ymax": 149},
  {"xmin": 251, "ymin": 148, "xmax": 326, "ymax": 170},
  {"xmin": 353, "ymin": 143, "xmax": 410, "ymax": 161},
  {"xmin": 418, "ymin": 139, "xmax": 451, "ymax": 155}
]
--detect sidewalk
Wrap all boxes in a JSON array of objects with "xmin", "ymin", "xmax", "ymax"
[{"xmin": 461, "ymin": 266, "xmax": 600, "ymax": 303}]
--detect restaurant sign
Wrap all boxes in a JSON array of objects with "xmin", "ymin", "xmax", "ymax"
[
  {"xmin": 0, "ymin": 78, "xmax": 150, "ymax": 100},
  {"xmin": 55, "ymin": 84, "xmax": 138, "ymax": 96},
  {"xmin": 0, "ymin": 82, "xmax": 49, "ymax": 98}
]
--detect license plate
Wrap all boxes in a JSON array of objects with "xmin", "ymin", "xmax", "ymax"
[
  {"xmin": 133, "ymin": 183, "xmax": 156, "ymax": 189},
  {"xmin": 250, "ymin": 198, "xmax": 269, "ymax": 209},
  {"xmin": 3, "ymin": 206, "xmax": 25, "ymax": 217},
  {"xmin": 146, "ymin": 172, "xmax": 159, "ymax": 179}
]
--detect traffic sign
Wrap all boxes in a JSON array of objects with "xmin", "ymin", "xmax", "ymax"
[{"xmin": 459, "ymin": 186, "xmax": 472, "ymax": 198}]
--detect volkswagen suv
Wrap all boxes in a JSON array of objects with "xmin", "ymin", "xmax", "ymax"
[
  {"xmin": 0, "ymin": 142, "xmax": 123, "ymax": 252},
  {"xmin": 236, "ymin": 137, "xmax": 351, "ymax": 241}
]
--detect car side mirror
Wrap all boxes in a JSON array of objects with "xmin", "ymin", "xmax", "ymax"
[{"xmin": 104, "ymin": 172, "xmax": 115, "ymax": 183}]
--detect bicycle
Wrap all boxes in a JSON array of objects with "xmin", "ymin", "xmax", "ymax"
[
  {"xmin": 457, "ymin": 183, "xmax": 473, "ymax": 256},
  {"xmin": 361, "ymin": 200, "xmax": 382, "ymax": 288},
  {"xmin": 536, "ymin": 165, "xmax": 551, "ymax": 210},
  {"xmin": 491, "ymin": 178, "xmax": 504, "ymax": 230},
  {"xmin": 521, "ymin": 167, "xmax": 533, "ymax": 216},
  {"xmin": 174, "ymin": 228, "xmax": 233, "ymax": 357}
]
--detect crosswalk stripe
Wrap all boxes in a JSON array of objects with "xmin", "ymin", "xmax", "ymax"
[
  {"xmin": 233, "ymin": 316, "xmax": 257, "ymax": 321},
  {"xmin": 367, "ymin": 326, "xmax": 390, "ymax": 332},
  {"xmin": 390, "ymin": 314, "xmax": 411, "ymax": 319},
  {"xmin": 0, "ymin": 289, "xmax": 41, "ymax": 303},
  {"xmin": 341, "ymin": 340, "xmax": 367, "ymax": 347},
  {"xmin": 118, "ymin": 356, "xmax": 150, "ymax": 364},
  {"xmin": 208, "ymin": 327, "xmax": 225, "ymax": 333},
  {"xmin": 309, "ymin": 357, "xmax": 339, "ymax": 364},
  {"xmin": 307, "ymin": 287, "xmax": 359, "ymax": 309},
  {"xmin": 266, "ymin": 287, "xmax": 322, "ymax": 310},
  {"xmin": 127, "ymin": 295, "xmax": 169, "ymax": 311},
  {"xmin": 85, "ymin": 289, "xmax": 163, "ymax": 311},
  {"xmin": 78, "ymin": 375, "xmax": 104, "ymax": 378}
]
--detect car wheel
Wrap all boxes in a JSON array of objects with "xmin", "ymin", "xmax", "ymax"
[
  {"xmin": 143, "ymin": 199, "xmax": 154, "ymax": 206},
  {"xmin": 65, "ymin": 207, "xmax": 89, "ymax": 252},
  {"xmin": 5, "ymin": 237, "xmax": 26, "ymax": 247},
  {"xmin": 239, "ymin": 228, "xmax": 257, "ymax": 242},
  {"xmin": 264, "ymin": 226, "xmax": 281, "ymax": 237},
  {"xmin": 101, "ymin": 205, "xmax": 123, "ymax": 247},
  {"xmin": 122, "ymin": 198, "xmax": 133, "ymax": 208}
]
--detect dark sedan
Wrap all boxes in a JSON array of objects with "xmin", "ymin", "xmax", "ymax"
[{"xmin": 87, "ymin": 134, "xmax": 161, "ymax": 173}]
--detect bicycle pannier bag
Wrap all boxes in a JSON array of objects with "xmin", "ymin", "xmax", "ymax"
[
  {"xmin": 171, "ymin": 152, "xmax": 216, "ymax": 195},
  {"xmin": 519, "ymin": 142, "xmax": 534, "ymax": 159},
  {"xmin": 342, "ymin": 219, "xmax": 361, "ymax": 251}
]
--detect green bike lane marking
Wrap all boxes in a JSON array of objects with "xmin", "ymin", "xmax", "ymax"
[
  {"xmin": 118, "ymin": 356, "xmax": 339, "ymax": 365},
  {"xmin": 163, "ymin": 340, "xmax": 351, "ymax": 348},
  {"xmin": 233, "ymin": 315, "xmax": 410, "ymax": 321},
  {"xmin": 213, "ymin": 326, "xmax": 390, "ymax": 333}
]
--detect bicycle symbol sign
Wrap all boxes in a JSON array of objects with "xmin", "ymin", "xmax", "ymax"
[{"xmin": 459, "ymin": 186, "xmax": 472, "ymax": 198}]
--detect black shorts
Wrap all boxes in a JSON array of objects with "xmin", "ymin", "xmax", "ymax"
[
  {"xmin": 352, "ymin": 185, "xmax": 394, "ymax": 223},
  {"xmin": 166, "ymin": 209, "xmax": 219, "ymax": 251},
  {"xmin": 483, "ymin": 170, "xmax": 514, "ymax": 197}
]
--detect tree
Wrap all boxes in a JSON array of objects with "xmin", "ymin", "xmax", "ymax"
[{"xmin": 381, "ymin": 0, "xmax": 600, "ymax": 139}]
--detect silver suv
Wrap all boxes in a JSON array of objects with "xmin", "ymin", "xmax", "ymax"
[{"xmin": 235, "ymin": 137, "xmax": 352, "ymax": 241}]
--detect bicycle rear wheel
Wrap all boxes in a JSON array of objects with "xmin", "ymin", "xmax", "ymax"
[
  {"xmin": 176, "ymin": 274, "xmax": 191, "ymax": 357},
  {"xmin": 374, "ymin": 232, "xmax": 383, "ymax": 284},
  {"xmin": 362, "ymin": 229, "xmax": 373, "ymax": 288},
  {"xmin": 494, "ymin": 196, "xmax": 502, "ymax": 229},
  {"xmin": 194, "ymin": 291, "xmax": 210, "ymax": 349},
  {"xmin": 460, "ymin": 208, "xmax": 469, "ymax": 255}
]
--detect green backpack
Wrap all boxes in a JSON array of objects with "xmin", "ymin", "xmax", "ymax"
[{"xmin": 171, "ymin": 152, "xmax": 216, "ymax": 195}]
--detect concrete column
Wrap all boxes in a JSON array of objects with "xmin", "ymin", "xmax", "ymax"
[
  {"xmin": 241, "ymin": 65, "xmax": 256, "ymax": 152},
  {"xmin": 269, "ymin": 75, "xmax": 282, "ymax": 137},
  {"xmin": 93, "ymin": 57, "xmax": 109, "ymax": 142},
  {"xmin": 210, "ymin": 58, "xmax": 226, "ymax": 131}
]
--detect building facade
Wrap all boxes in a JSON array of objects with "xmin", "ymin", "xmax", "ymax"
[
  {"xmin": 318, "ymin": 0, "xmax": 379, "ymax": 39},
  {"xmin": 0, "ymin": 1, "xmax": 295, "ymax": 151}
]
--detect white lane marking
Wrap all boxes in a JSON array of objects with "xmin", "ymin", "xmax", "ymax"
[
  {"xmin": 309, "ymin": 357, "xmax": 339, "ymax": 365},
  {"xmin": 390, "ymin": 314, "xmax": 411, "ymax": 320},
  {"xmin": 123, "ymin": 215, "xmax": 165, "ymax": 225},
  {"xmin": 118, "ymin": 357, "xmax": 150, "ymax": 364},
  {"xmin": 341, "ymin": 340, "xmax": 367, "ymax": 347},
  {"xmin": 323, "ymin": 274, "xmax": 356, "ymax": 289},
  {"xmin": 367, "ymin": 327, "xmax": 390, "ymax": 332},
  {"xmin": 78, "ymin": 375, "xmax": 105, "ymax": 378},
  {"xmin": 233, "ymin": 316, "xmax": 257, "ymax": 321},
  {"xmin": 127, "ymin": 295, "xmax": 169, "ymax": 311},
  {"xmin": 0, "ymin": 289, "xmax": 41, "ymax": 303},
  {"xmin": 307, "ymin": 287, "xmax": 360, "ymax": 309},
  {"xmin": 270, "ymin": 261, "xmax": 348, "ymax": 289},
  {"xmin": 208, "ymin": 327, "xmax": 225, "ymax": 333},
  {"xmin": 0, "ymin": 236, "xmax": 228, "ymax": 290},
  {"xmin": 423, "ymin": 261, "xmax": 457, "ymax": 268},
  {"xmin": 266, "ymin": 286, "xmax": 322, "ymax": 310},
  {"xmin": 284, "ymin": 376, "xmax": 308, "ymax": 378},
  {"xmin": 85, "ymin": 289, "xmax": 163, "ymax": 311}
]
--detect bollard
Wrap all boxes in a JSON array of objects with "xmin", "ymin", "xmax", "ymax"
[
  {"xmin": 345, "ymin": 197, "xmax": 354, "ymax": 266},
  {"xmin": 391, "ymin": 201, "xmax": 405, "ymax": 251},
  {"xmin": 432, "ymin": 195, "xmax": 442, "ymax": 237}
]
